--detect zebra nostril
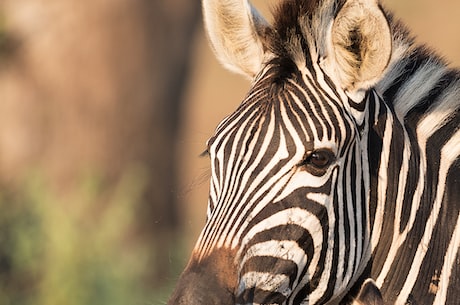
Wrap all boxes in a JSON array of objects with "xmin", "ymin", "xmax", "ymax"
[
  {"xmin": 236, "ymin": 286, "xmax": 288, "ymax": 305},
  {"xmin": 168, "ymin": 248, "xmax": 238, "ymax": 305},
  {"xmin": 168, "ymin": 270, "xmax": 235, "ymax": 305}
]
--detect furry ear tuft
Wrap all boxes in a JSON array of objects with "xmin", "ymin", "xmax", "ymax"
[
  {"xmin": 329, "ymin": 0, "xmax": 392, "ymax": 92},
  {"xmin": 202, "ymin": 0, "xmax": 270, "ymax": 78}
]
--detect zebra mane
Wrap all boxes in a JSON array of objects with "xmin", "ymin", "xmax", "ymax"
[
  {"xmin": 264, "ymin": 0, "xmax": 460, "ymax": 119},
  {"xmin": 264, "ymin": 0, "xmax": 343, "ymax": 75},
  {"xmin": 376, "ymin": 11, "xmax": 460, "ymax": 120}
]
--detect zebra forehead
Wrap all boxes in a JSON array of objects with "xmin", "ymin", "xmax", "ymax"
[
  {"xmin": 272, "ymin": 0, "xmax": 343, "ymax": 35},
  {"xmin": 231, "ymin": 82, "xmax": 347, "ymax": 149}
]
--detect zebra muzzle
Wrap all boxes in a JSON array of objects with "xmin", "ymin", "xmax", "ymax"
[{"xmin": 168, "ymin": 248, "xmax": 238, "ymax": 305}]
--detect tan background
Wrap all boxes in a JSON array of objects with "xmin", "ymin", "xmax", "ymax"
[{"xmin": 178, "ymin": 0, "xmax": 460, "ymax": 254}]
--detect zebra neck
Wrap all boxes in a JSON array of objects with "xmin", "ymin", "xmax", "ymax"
[
  {"xmin": 375, "ymin": 16, "xmax": 460, "ymax": 123},
  {"xmin": 365, "ymin": 40, "xmax": 460, "ymax": 303}
]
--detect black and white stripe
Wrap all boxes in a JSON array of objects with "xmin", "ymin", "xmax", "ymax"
[
  {"xmin": 194, "ymin": 61, "xmax": 376, "ymax": 304},
  {"xmin": 171, "ymin": 1, "xmax": 460, "ymax": 305}
]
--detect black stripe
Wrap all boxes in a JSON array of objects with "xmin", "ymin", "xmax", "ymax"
[
  {"xmin": 237, "ymin": 287, "xmax": 286, "ymax": 305},
  {"xmin": 241, "ymin": 255, "xmax": 299, "ymax": 286}
]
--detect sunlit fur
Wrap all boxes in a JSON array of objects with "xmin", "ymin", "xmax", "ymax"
[
  {"xmin": 170, "ymin": 1, "xmax": 460, "ymax": 305},
  {"xmin": 202, "ymin": 0, "xmax": 269, "ymax": 77},
  {"xmin": 195, "ymin": 61, "xmax": 373, "ymax": 304}
]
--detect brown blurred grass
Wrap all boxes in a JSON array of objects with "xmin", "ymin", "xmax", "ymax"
[{"xmin": 178, "ymin": 0, "xmax": 460, "ymax": 254}]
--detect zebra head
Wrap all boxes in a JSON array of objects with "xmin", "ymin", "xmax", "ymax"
[{"xmin": 169, "ymin": 0, "xmax": 392, "ymax": 304}]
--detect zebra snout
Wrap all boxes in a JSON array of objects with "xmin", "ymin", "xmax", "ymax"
[
  {"xmin": 168, "ymin": 248, "xmax": 238, "ymax": 305},
  {"xmin": 167, "ymin": 271, "xmax": 234, "ymax": 305}
]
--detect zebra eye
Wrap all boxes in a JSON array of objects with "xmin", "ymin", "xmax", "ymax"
[{"xmin": 300, "ymin": 149, "xmax": 335, "ymax": 173}]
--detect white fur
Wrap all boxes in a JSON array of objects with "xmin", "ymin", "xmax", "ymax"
[
  {"xmin": 326, "ymin": 0, "xmax": 392, "ymax": 92},
  {"xmin": 202, "ymin": 0, "xmax": 269, "ymax": 78},
  {"xmin": 393, "ymin": 60, "xmax": 447, "ymax": 120},
  {"xmin": 239, "ymin": 271, "xmax": 291, "ymax": 297}
]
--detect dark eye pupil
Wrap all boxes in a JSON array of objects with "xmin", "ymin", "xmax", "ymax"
[
  {"xmin": 298, "ymin": 149, "xmax": 335, "ymax": 172},
  {"xmin": 310, "ymin": 151, "xmax": 331, "ymax": 168}
]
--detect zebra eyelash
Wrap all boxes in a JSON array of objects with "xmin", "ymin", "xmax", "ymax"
[
  {"xmin": 199, "ymin": 149, "xmax": 210, "ymax": 158},
  {"xmin": 201, "ymin": 136, "xmax": 218, "ymax": 158},
  {"xmin": 298, "ymin": 149, "xmax": 336, "ymax": 175}
]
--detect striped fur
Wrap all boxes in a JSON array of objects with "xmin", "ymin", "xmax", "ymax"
[{"xmin": 170, "ymin": 1, "xmax": 460, "ymax": 304}]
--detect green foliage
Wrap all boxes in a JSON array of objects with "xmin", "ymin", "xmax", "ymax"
[
  {"xmin": 0, "ymin": 189, "xmax": 43, "ymax": 305},
  {"xmin": 0, "ymin": 169, "xmax": 180, "ymax": 305}
]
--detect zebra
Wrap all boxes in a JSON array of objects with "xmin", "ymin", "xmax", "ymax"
[{"xmin": 168, "ymin": 0, "xmax": 460, "ymax": 304}]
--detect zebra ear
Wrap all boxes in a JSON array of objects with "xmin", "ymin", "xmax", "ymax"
[
  {"xmin": 202, "ymin": 0, "xmax": 270, "ymax": 78},
  {"xmin": 329, "ymin": 0, "xmax": 392, "ymax": 92},
  {"xmin": 352, "ymin": 279, "xmax": 384, "ymax": 305}
]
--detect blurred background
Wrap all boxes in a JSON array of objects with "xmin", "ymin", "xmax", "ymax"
[{"xmin": 0, "ymin": 0, "xmax": 458, "ymax": 304}]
